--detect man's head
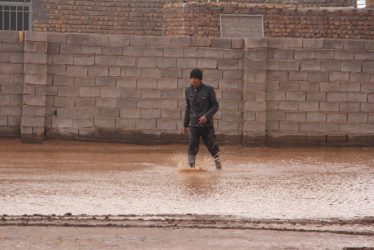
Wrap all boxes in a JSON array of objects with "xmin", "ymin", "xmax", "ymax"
[{"xmin": 190, "ymin": 68, "xmax": 203, "ymax": 89}]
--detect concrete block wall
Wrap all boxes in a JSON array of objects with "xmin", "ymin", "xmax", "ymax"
[
  {"xmin": 44, "ymin": 33, "xmax": 246, "ymax": 143},
  {"xmin": 0, "ymin": 32, "xmax": 24, "ymax": 137},
  {"xmin": 265, "ymin": 38, "xmax": 374, "ymax": 145},
  {"xmin": 1, "ymin": 31, "xmax": 374, "ymax": 146}
]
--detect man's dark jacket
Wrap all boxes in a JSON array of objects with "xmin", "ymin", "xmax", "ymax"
[{"xmin": 184, "ymin": 83, "xmax": 219, "ymax": 128}]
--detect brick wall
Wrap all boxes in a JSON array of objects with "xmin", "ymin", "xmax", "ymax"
[
  {"xmin": 164, "ymin": 3, "xmax": 374, "ymax": 39},
  {"xmin": 1, "ymin": 31, "xmax": 374, "ymax": 146},
  {"xmin": 32, "ymin": 0, "xmax": 355, "ymax": 35}
]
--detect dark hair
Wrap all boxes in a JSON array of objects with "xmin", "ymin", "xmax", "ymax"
[{"xmin": 190, "ymin": 68, "xmax": 203, "ymax": 80}]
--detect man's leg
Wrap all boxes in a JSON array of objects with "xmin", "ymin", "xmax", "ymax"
[
  {"xmin": 201, "ymin": 126, "xmax": 222, "ymax": 170},
  {"xmin": 188, "ymin": 126, "xmax": 200, "ymax": 168}
]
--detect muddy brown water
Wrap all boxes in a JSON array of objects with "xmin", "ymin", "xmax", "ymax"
[{"xmin": 0, "ymin": 138, "xmax": 373, "ymax": 220}]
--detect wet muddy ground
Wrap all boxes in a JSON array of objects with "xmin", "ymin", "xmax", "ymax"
[
  {"xmin": 1, "ymin": 226, "xmax": 374, "ymax": 249},
  {"xmin": 1, "ymin": 138, "xmax": 374, "ymax": 248},
  {"xmin": 0, "ymin": 138, "xmax": 373, "ymax": 220}
]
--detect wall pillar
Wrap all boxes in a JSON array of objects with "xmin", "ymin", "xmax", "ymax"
[
  {"xmin": 20, "ymin": 32, "xmax": 48, "ymax": 143},
  {"xmin": 242, "ymin": 38, "xmax": 268, "ymax": 145}
]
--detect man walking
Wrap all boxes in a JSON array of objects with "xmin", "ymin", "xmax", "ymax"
[{"xmin": 183, "ymin": 68, "xmax": 222, "ymax": 170}]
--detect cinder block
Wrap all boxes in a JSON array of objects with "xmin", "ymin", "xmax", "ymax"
[
  {"xmin": 344, "ymin": 40, "xmax": 365, "ymax": 50},
  {"xmin": 95, "ymin": 77, "xmax": 115, "ymax": 87},
  {"xmin": 116, "ymin": 118, "xmax": 136, "ymax": 129},
  {"xmin": 245, "ymin": 38, "xmax": 267, "ymax": 48},
  {"xmin": 143, "ymin": 47, "xmax": 164, "ymax": 56},
  {"xmin": 141, "ymin": 68, "xmax": 161, "ymax": 79},
  {"xmin": 140, "ymin": 109, "xmax": 160, "ymax": 119},
  {"xmin": 23, "ymin": 95, "xmax": 46, "ymax": 106},
  {"xmin": 164, "ymin": 48, "xmax": 184, "ymax": 58},
  {"xmin": 138, "ymin": 100, "xmax": 160, "ymax": 109},
  {"xmin": 191, "ymin": 37, "xmax": 212, "ymax": 47},
  {"xmin": 22, "ymin": 116, "xmax": 45, "ymax": 127},
  {"xmin": 363, "ymin": 62, "xmax": 374, "ymax": 73},
  {"xmin": 340, "ymin": 103, "xmax": 360, "ymax": 112},
  {"xmin": 120, "ymin": 68, "xmax": 141, "ymax": 77},
  {"xmin": 58, "ymin": 86, "xmax": 78, "ymax": 97},
  {"xmin": 302, "ymin": 39, "xmax": 323, "ymax": 49},
  {"xmin": 103, "ymin": 46, "xmax": 125, "ymax": 56},
  {"xmin": 74, "ymin": 55, "xmax": 94, "ymax": 65},
  {"xmin": 335, "ymin": 50, "xmax": 354, "ymax": 60},
  {"xmin": 282, "ymin": 38, "xmax": 303, "ymax": 48},
  {"xmin": 320, "ymin": 60, "xmax": 341, "ymax": 71},
  {"xmin": 136, "ymin": 119, "xmax": 157, "ymax": 130},
  {"xmin": 341, "ymin": 61, "xmax": 362, "ymax": 73},
  {"xmin": 323, "ymin": 39, "xmax": 344, "ymax": 49},
  {"xmin": 177, "ymin": 58, "xmax": 197, "ymax": 68},
  {"xmin": 294, "ymin": 50, "xmax": 314, "ymax": 60},
  {"xmin": 97, "ymin": 107, "xmax": 119, "ymax": 117},
  {"xmin": 158, "ymin": 78, "xmax": 178, "ymax": 89},
  {"xmin": 150, "ymin": 36, "xmax": 171, "ymax": 47},
  {"xmin": 307, "ymin": 92, "xmax": 326, "ymax": 102},
  {"xmin": 157, "ymin": 120, "xmax": 177, "ymax": 130},
  {"xmin": 212, "ymin": 38, "xmax": 232, "ymax": 49},
  {"xmin": 87, "ymin": 34, "xmax": 109, "ymax": 46},
  {"xmin": 130, "ymin": 36, "xmax": 151, "ymax": 46},
  {"xmin": 94, "ymin": 117, "xmax": 115, "ymax": 128},
  {"xmin": 320, "ymin": 102, "xmax": 339, "ymax": 112},
  {"xmin": 161, "ymin": 68, "xmax": 181, "ymax": 78},
  {"xmin": 137, "ymin": 78, "xmax": 157, "ymax": 88},
  {"xmin": 286, "ymin": 91, "xmax": 305, "ymax": 101},
  {"xmin": 286, "ymin": 112, "xmax": 306, "ymax": 122},
  {"xmin": 137, "ymin": 57, "xmax": 157, "ymax": 68},
  {"xmin": 95, "ymin": 55, "xmax": 116, "ymax": 66},
  {"xmin": 348, "ymin": 113, "xmax": 367, "ymax": 123},
  {"xmin": 298, "ymin": 102, "xmax": 319, "ymax": 111},
  {"xmin": 161, "ymin": 110, "xmax": 181, "ymax": 119},
  {"xmin": 115, "ymin": 56, "xmax": 136, "ymax": 67},
  {"xmin": 117, "ymin": 99, "xmax": 137, "ymax": 109},
  {"xmin": 157, "ymin": 57, "xmax": 177, "ymax": 68},
  {"xmin": 327, "ymin": 113, "xmax": 346, "ymax": 122},
  {"xmin": 100, "ymin": 87, "xmax": 120, "ymax": 98},
  {"xmin": 329, "ymin": 72, "xmax": 349, "ymax": 81},
  {"xmin": 123, "ymin": 46, "xmax": 145, "ymax": 57},
  {"xmin": 96, "ymin": 98, "xmax": 117, "ymax": 108},
  {"xmin": 170, "ymin": 37, "xmax": 191, "ymax": 47},
  {"xmin": 197, "ymin": 58, "xmax": 217, "ymax": 69},
  {"xmin": 79, "ymin": 87, "xmax": 99, "ymax": 97},
  {"xmin": 314, "ymin": 50, "xmax": 335, "ymax": 60},
  {"xmin": 120, "ymin": 109, "xmax": 140, "ymax": 119},
  {"xmin": 54, "ymin": 96, "xmax": 75, "ymax": 107},
  {"xmin": 75, "ymin": 97, "xmax": 95, "ymax": 107},
  {"xmin": 354, "ymin": 51, "xmax": 374, "ymax": 60},
  {"xmin": 109, "ymin": 35, "xmax": 130, "ymax": 46},
  {"xmin": 141, "ymin": 89, "xmax": 161, "ymax": 99},
  {"xmin": 306, "ymin": 112, "xmax": 326, "ymax": 122},
  {"xmin": 67, "ymin": 34, "xmax": 88, "ymax": 44},
  {"xmin": 67, "ymin": 66, "xmax": 87, "ymax": 77},
  {"xmin": 300, "ymin": 60, "xmax": 320, "ymax": 71}
]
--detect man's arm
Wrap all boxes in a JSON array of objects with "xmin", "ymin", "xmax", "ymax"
[
  {"xmin": 204, "ymin": 87, "xmax": 219, "ymax": 121},
  {"xmin": 183, "ymin": 88, "xmax": 190, "ymax": 128}
]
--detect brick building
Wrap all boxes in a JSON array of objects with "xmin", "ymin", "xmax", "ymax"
[{"xmin": 1, "ymin": 0, "xmax": 361, "ymax": 37}]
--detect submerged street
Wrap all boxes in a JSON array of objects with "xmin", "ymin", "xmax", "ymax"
[{"xmin": 0, "ymin": 138, "xmax": 374, "ymax": 248}]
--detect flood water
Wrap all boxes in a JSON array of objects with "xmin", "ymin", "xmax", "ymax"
[{"xmin": 0, "ymin": 138, "xmax": 373, "ymax": 220}]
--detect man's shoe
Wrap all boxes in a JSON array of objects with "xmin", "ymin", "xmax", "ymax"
[
  {"xmin": 188, "ymin": 155, "xmax": 196, "ymax": 168},
  {"xmin": 213, "ymin": 154, "xmax": 222, "ymax": 170}
]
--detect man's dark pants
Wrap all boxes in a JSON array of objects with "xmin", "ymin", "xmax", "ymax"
[{"xmin": 188, "ymin": 126, "xmax": 219, "ymax": 157}]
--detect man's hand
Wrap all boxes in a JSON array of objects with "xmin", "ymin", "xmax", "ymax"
[
  {"xmin": 183, "ymin": 127, "xmax": 189, "ymax": 136},
  {"xmin": 198, "ymin": 116, "xmax": 208, "ymax": 125}
]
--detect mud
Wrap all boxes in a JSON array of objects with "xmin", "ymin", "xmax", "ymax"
[
  {"xmin": 0, "ymin": 138, "xmax": 373, "ymax": 227},
  {"xmin": 1, "ymin": 226, "xmax": 374, "ymax": 250}
]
